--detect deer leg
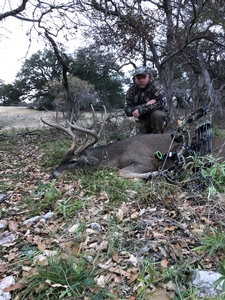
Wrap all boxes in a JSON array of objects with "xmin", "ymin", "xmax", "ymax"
[
  {"xmin": 118, "ymin": 162, "xmax": 157, "ymax": 179},
  {"xmin": 118, "ymin": 169, "xmax": 160, "ymax": 179}
]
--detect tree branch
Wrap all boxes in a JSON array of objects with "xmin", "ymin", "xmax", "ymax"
[{"xmin": 0, "ymin": 0, "xmax": 28, "ymax": 21}]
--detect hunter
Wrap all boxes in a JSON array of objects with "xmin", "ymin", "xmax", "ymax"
[{"xmin": 125, "ymin": 66, "xmax": 169, "ymax": 134}]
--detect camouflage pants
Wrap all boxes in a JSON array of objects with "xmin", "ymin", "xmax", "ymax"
[{"xmin": 134, "ymin": 110, "xmax": 169, "ymax": 134}]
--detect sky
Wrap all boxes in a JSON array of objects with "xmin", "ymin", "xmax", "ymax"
[
  {"xmin": 0, "ymin": 13, "xmax": 133, "ymax": 85},
  {"xmin": 0, "ymin": 16, "xmax": 81, "ymax": 84},
  {"xmin": 0, "ymin": 17, "xmax": 44, "ymax": 84}
]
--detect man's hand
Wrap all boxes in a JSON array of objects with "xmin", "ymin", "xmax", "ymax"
[
  {"xmin": 132, "ymin": 99, "xmax": 156, "ymax": 118},
  {"xmin": 132, "ymin": 109, "xmax": 140, "ymax": 118},
  {"xmin": 146, "ymin": 99, "xmax": 156, "ymax": 106}
]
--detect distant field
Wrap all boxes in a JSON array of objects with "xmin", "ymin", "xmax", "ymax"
[
  {"xmin": 0, "ymin": 106, "xmax": 127, "ymax": 132},
  {"xmin": 0, "ymin": 107, "xmax": 58, "ymax": 130}
]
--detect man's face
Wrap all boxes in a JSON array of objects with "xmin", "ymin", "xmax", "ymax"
[{"xmin": 134, "ymin": 74, "xmax": 150, "ymax": 89}]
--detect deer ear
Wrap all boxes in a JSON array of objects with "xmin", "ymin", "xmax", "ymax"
[{"xmin": 84, "ymin": 156, "xmax": 100, "ymax": 166}]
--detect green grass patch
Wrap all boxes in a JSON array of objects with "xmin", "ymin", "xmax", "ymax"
[
  {"xmin": 17, "ymin": 253, "xmax": 100, "ymax": 300},
  {"xmin": 19, "ymin": 180, "xmax": 62, "ymax": 216},
  {"xmin": 73, "ymin": 168, "xmax": 149, "ymax": 204}
]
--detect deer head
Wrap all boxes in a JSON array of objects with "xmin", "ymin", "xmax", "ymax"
[{"xmin": 41, "ymin": 105, "xmax": 107, "ymax": 178}]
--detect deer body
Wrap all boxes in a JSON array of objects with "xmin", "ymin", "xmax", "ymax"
[
  {"xmin": 50, "ymin": 134, "xmax": 225, "ymax": 179},
  {"xmin": 52, "ymin": 134, "xmax": 176, "ymax": 178},
  {"xmin": 41, "ymin": 106, "xmax": 225, "ymax": 179}
]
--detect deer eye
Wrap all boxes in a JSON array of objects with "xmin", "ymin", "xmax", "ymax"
[{"xmin": 69, "ymin": 159, "xmax": 77, "ymax": 165}]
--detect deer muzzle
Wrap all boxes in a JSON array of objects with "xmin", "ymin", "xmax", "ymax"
[{"xmin": 49, "ymin": 170, "xmax": 61, "ymax": 179}]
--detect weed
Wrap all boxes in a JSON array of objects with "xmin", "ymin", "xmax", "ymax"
[
  {"xmin": 213, "ymin": 129, "xmax": 225, "ymax": 138},
  {"xmin": 194, "ymin": 225, "xmax": 225, "ymax": 255},
  {"xmin": 0, "ymin": 182, "xmax": 10, "ymax": 192},
  {"xmin": 55, "ymin": 198, "xmax": 83, "ymax": 219},
  {"xmin": 200, "ymin": 156, "xmax": 225, "ymax": 193},
  {"xmin": 39, "ymin": 135, "xmax": 71, "ymax": 169},
  {"xmin": 21, "ymin": 179, "xmax": 61, "ymax": 215},
  {"xmin": 17, "ymin": 253, "xmax": 98, "ymax": 300},
  {"xmin": 77, "ymin": 168, "xmax": 148, "ymax": 203},
  {"xmin": 135, "ymin": 258, "xmax": 161, "ymax": 299},
  {"xmin": 213, "ymin": 259, "xmax": 225, "ymax": 297},
  {"xmin": 172, "ymin": 283, "xmax": 202, "ymax": 300},
  {"xmin": 185, "ymin": 154, "xmax": 225, "ymax": 193},
  {"xmin": 44, "ymin": 179, "xmax": 61, "ymax": 202}
]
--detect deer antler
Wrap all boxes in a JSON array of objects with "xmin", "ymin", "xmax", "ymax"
[
  {"xmin": 41, "ymin": 105, "xmax": 107, "ymax": 155},
  {"xmin": 41, "ymin": 117, "xmax": 77, "ymax": 150},
  {"xmin": 67, "ymin": 105, "xmax": 107, "ymax": 155}
]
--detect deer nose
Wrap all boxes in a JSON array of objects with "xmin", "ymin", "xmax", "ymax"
[
  {"xmin": 49, "ymin": 170, "xmax": 61, "ymax": 179},
  {"xmin": 49, "ymin": 172, "xmax": 57, "ymax": 179}
]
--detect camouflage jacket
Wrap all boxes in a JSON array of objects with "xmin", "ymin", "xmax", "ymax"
[{"xmin": 125, "ymin": 82, "xmax": 166, "ymax": 120}]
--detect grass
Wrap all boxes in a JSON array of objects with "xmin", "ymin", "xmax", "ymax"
[
  {"xmin": 74, "ymin": 168, "xmax": 148, "ymax": 203},
  {"xmin": 18, "ymin": 253, "xmax": 99, "ymax": 300}
]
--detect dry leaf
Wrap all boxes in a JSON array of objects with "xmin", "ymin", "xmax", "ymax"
[
  {"xmin": 96, "ymin": 275, "xmax": 105, "ymax": 287},
  {"xmin": 127, "ymin": 253, "xmax": 138, "ymax": 266},
  {"xmin": 116, "ymin": 208, "xmax": 124, "ymax": 221},
  {"xmin": 161, "ymin": 258, "xmax": 168, "ymax": 268},
  {"xmin": 98, "ymin": 261, "xmax": 114, "ymax": 270},
  {"xmin": 98, "ymin": 191, "xmax": 108, "ymax": 200},
  {"xmin": 8, "ymin": 220, "xmax": 18, "ymax": 232},
  {"xmin": 96, "ymin": 240, "xmax": 108, "ymax": 251},
  {"xmin": 37, "ymin": 241, "xmax": 46, "ymax": 251},
  {"xmin": 146, "ymin": 288, "xmax": 172, "ymax": 300},
  {"xmin": 7, "ymin": 250, "xmax": 16, "ymax": 262},
  {"xmin": 3, "ymin": 282, "xmax": 24, "ymax": 292},
  {"xmin": 130, "ymin": 212, "xmax": 139, "ymax": 219},
  {"xmin": 164, "ymin": 226, "xmax": 177, "ymax": 232},
  {"xmin": 164, "ymin": 280, "xmax": 178, "ymax": 291},
  {"xmin": 112, "ymin": 252, "xmax": 119, "ymax": 262},
  {"xmin": 153, "ymin": 232, "xmax": 164, "ymax": 238},
  {"xmin": 0, "ymin": 261, "xmax": 9, "ymax": 274},
  {"xmin": 201, "ymin": 216, "xmax": 212, "ymax": 224}
]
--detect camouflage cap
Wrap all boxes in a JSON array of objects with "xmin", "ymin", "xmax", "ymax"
[{"xmin": 133, "ymin": 66, "xmax": 151, "ymax": 77}]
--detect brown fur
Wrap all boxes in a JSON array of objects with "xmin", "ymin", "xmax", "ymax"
[{"xmin": 50, "ymin": 134, "xmax": 225, "ymax": 179}]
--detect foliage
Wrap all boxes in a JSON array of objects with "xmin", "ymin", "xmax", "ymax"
[
  {"xmin": 0, "ymin": 82, "xmax": 22, "ymax": 105},
  {"xmin": 19, "ymin": 254, "xmax": 97, "ymax": 300},
  {"xmin": 194, "ymin": 225, "xmax": 225, "ymax": 255},
  {"xmin": 185, "ymin": 154, "xmax": 225, "ymax": 194},
  {"xmin": 200, "ymin": 157, "xmax": 225, "ymax": 194},
  {"xmin": 70, "ymin": 48, "xmax": 127, "ymax": 109},
  {"xmin": 39, "ymin": 133, "xmax": 72, "ymax": 169},
  {"xmin": 20, "ymin": 180, "xmax": 62, "ymax": 215},
  {"xmin": 75, "ymin": 168, "xmax": 147, "ymax": 203},
  {"xmin": 2, "ymin": 47, "xmax": 127, "ymax": 111},
  {"xmin": 14, "ymin": 48, "xmax": 63, "ymax": 109},
  {"xmin": 213, "ymin": 259, "xmax": 225, "ymax": 296},
  {"xmin": 135, "ymin": 259, "xmax": 160, "ymax": 299},
  {"xmin": 44, "ymin": 179, "xmax": 61, "ymax": 202},
  {"xmin": 48, "ymin": 75, "xmax": 95, "ymax": 118},
  {"xmin": 55, "ymin": 198, "xmax": 83, "ymax": 219}
]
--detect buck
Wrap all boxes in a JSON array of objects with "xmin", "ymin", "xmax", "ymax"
[{"xmin": 41, "ymin": 106, "xmax": 225, "ymax": 179}]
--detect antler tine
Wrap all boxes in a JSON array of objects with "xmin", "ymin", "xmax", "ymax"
[
  {"xmin": 97, "ymin": 105, "xmax": 107, "ymax": 137},
  {"xmin": 91, "ymin": 104, "xmax": 97, "ymax": 131},
  {"xmin": 41, "ymin": 117, "xmax": 77, "ymax": 150},
  {"xmin": 67, "ymin": 105, "xmax": 108, "ymax": 155}
]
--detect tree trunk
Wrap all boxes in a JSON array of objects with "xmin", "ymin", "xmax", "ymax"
[{"xmin": 197, "ymin": 44, "xmax": 224, "ymax": 119}]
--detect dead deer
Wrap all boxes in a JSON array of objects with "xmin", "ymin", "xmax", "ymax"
[{"xmin": 41, "ymin": 106, "xmax": 225, "ymax": 179}]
